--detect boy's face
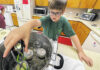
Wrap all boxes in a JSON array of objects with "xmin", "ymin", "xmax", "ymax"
[
  {"xmin": 2, "ymin": 9, "xmax": 5, "ymax": 15},
  {"xmin": 1, "ymin": 8, "xmax": 5, "ymax": 15},
  {"xmin": 49, "ymin": 9, "xmax": 64, "ymax": 22}
]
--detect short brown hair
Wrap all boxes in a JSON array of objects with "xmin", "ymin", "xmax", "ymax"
[{"xmin": 48, "ymin": 0, "xmax": 67, "ymax": 11}]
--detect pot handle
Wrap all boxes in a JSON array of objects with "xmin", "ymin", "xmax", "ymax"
[{"xmin": 54, "ymin": 53, "xmax": 64, "ymax": 69}]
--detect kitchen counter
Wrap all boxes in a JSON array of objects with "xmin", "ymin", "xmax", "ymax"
[
  {"xmin": 0, "ymin": 26, "xmax": 17, "ymax": 44},
  {"xmin": 58, "ymin": 43, "xmax": 100, "ymax": 70},
  {"xmin": 63, "ymin": 12, "xmax": 100, "ymax": 37},
  {"xmin": 0, "ymin": 29, "xmax": 10, "ymax": 44}
]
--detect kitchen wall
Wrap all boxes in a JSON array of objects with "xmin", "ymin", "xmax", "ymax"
[{"xmin": 65, "ymin": 8, "xmax": 87, "ymax": 17}]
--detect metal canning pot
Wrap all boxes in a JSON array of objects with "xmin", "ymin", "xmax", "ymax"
[{"xmin": 0, "ymin": 32, "xmax": 64, "ymax": 70}]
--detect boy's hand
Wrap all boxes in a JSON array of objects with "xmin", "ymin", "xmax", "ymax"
[
  {"xmin": 78, "ymin": 52, "xmax": 93, "ymax": 67},
  {"xmin": 3, "ymin": 25, "xmax": 31, "ymax": 58}
]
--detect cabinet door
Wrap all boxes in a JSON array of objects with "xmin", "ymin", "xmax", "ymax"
[
  {"xmin": 0, "ymin": 0, "xmax": 14, "ymax": 4},
  {"xmin": 79, "ymin": 0, "xmax": 96, "ymax": 8},
  {"xmin": 10, "ymin": 0, "xmax": 14, "ymax": 4},
  {"xmin": 32, "ymin": 15, "xmax": 41, "ymax": 19},
  {"xmin": 69, "ymin": 20, "xmax": 91, "ymax": 45},
  {"xmin": 67, "ymin": 0, "xmax": 81, "ymax": 8},
  {"xmin": 0, "ymin": 0, "xmax": 5, "ymax": 4},
  {"xmin": 94, "ymin": 0, "xmax": 100, "ymax": 9},
  {"xmin": 11, "ymin": 13, "xmax": 19, "ymax": 26},
  {"xmin": 35, "ymin": 0, "xmax": 48, "ymax": 6}
]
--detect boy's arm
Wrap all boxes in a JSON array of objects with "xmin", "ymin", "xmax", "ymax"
[
  {"xmin": 3, "ymin": 19, "xmax": 41, "ymax": 57},
  {"xmin": 70, "ymin": 34, "xmax": 83, "ymax": 53},
  {"xmin": 70, "ymin": 35, "xmax": 93, "ymax": 67}
]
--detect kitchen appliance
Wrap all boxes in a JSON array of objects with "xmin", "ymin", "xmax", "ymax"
[
  {"xmin": 82, "ymin": 31, "xmax": 100, "ymax": 53},
  {"xmin": 80, "ymin": 13, "xmax": 97, "ymax": 21},
  {"xmin": 34, "ymin": 7, "xmax": 48, "ymax": 16},
  {"xmin": 0, "ymin": 32, "xmax": 64, "ymax": 70}
]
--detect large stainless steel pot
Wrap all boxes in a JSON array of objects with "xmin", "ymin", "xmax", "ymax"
[{"xmin": 0, "ymin": 32, "xmax": 64, "ymax": 70}]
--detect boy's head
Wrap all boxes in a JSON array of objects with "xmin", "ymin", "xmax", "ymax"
[
  {"xmin": 0, "ymin": 5, "xmax": 5, "ymax": 15},
  {"xmin": 48, "ymin": 0, "xmax": 67, "ymax": 22}
]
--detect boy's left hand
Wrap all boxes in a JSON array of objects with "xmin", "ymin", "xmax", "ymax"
[{"xmin": 78, "ymin": 52, "xmax": 93, "ymax": 67}]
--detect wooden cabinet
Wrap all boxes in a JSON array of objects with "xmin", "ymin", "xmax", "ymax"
[
  {"xmin": 35, "ymin": 0, "xmax": 48, "ymax": 6},
  {"xmin": 79, "ymin": 0, "xmax": 96, "ymax": 8},
  {"xmin": 32, "ymin": 15, "xmax": 41, "ymax": 19},
  {"xmin": 67, "ymin": 0, "xmax": 100, "ymax": 9},
  {"xmin": 67, "ymin": 0, "xmax": 81, "ymax": 8},
  {"xmin": 11, "ymin": 13, "xmax": 19, "ymax": 26},
  {"xmin": 94, "ymin": 0, "xmax": 100, "ymax": 9},
  {"xmin": 69, "ymin": 20, "xmax": 91, "ymax": 45},
  {"xmin": 10, "ymin": 0, "xmax": 14, "ymax": 4},
  {"xmin": 34, "ymin": 0, "xmax": 100, "ymax": 9},
  {"xmin": 0, "ymin": 0, "xmax": 14, "ymax": 4}
]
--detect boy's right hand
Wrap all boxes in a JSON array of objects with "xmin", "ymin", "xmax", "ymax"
[{"xmin": 3, "ymin": 24, "xmax": 31, "ymax": 58}]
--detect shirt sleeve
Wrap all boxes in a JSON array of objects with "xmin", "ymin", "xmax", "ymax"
[
  {"xmin": 39, "ymin": 16, "xmax": 49, "ymax": 28},
  {"xmin": 62, "ymin": 17, "xmax": 75, "ymax": 37}
]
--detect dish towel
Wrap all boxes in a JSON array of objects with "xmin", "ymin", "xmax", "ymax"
[{"xmin": 46, "ymin": 54, "xmax": 85, "ymax": 70}]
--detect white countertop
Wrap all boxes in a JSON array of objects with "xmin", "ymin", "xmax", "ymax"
[
  {"xmin": 58, "ymin": 43, "xmax": 100, "ymax": 70},
  {"xmin": 0, "ymin": 26, "xmax": 17, "ymax": 44},
  {"xmin": 63, "ymin": 13, "xmax": 100, "ymax": 37}
]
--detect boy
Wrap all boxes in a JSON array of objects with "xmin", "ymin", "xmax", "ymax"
[{"xmin": 3, "ymin": 0, "xmax": 93, "ymax": 67}]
